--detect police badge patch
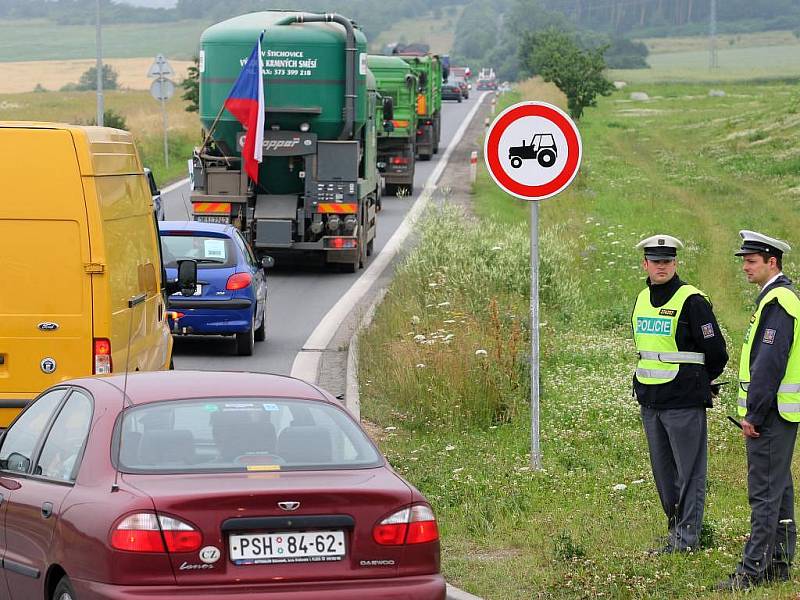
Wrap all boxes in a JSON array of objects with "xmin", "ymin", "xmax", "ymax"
[
  {"xmin": 701, "ymin": 323, "xmax": 715, "ymax": 339},
  {"xmin": 763, "ymin": 328, "xmax": 776, "ymax": 344}
]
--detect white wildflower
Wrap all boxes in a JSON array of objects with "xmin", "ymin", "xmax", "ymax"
[
  {"xmin": 632, "ymin": 479, "xmax": 646, "ymax": 485},
  {"xmin": 411, "ymin": 315, "xmax": 421, "ymax": 325},
  {"xmin": 385, "ymin": 426, "xmax": 397, "ymax": 431},
  {"xmin": 437, "ymin": 301, "xmax": 450, "ymax": 307},
  {"xmin": 415, "ymin": 364, "xmax": 426, "ymax": 369},
  {"xmin": 613, "ymin": 483, "xmax": 627, "ymax": 491},
  {"xmin": 445, "ymin": 445, "xmax": 456, "ymax": 451},
  {"xmin": 413, "ymin": 334, "xmax": 426, "ymax": 342},
  {"xmin": 475, "ymin": 349, "xmax": 488, "ymax": 357}
]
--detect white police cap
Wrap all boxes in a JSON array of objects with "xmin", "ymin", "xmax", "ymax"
[
  {"xmin": 636, "ymin": 234, "xmax": 683, "ymax": 261},
  {"xmin": 735, "ymin": 230, "xmax": 791, "ymax": 257}
]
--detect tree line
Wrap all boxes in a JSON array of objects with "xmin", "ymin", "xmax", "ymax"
[{"xmin": 0, "ymin": 0, "xmax": 470, "ymax": 39}]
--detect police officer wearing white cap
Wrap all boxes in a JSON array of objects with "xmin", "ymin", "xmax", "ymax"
[
  {"xmin": 632, "ymin": 234, "xmax": 728, "ymax": 554},
  {"xmin": 716, "ymin": 230, "xmax": 798, "ymax": 591}
]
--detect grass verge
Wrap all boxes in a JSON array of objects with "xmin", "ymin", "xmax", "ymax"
[{"xmin": 359, "ymin": 77, "xmax": 800, "ymax": 598}]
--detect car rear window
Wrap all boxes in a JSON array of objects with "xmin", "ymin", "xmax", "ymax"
[
  {"xmin": 117, "ymin": 398, "xmax": 382, "ymax": 473},
  {"xmin": 160, "ymin": 234, "xmax": 235, "ymax": 268}
]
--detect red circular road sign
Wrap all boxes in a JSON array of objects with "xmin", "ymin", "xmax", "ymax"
[{"xmin": 484, "ymin": 101, "xmax": 582, "ymax": 201}]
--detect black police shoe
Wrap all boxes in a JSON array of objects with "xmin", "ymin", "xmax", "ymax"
[
  {"xmin": 713, "ymin": 572, "xmax": 765, "ymax": 591},
  {"xmin": 765, "ymin": 562, "xmax": 790, "ymax": 582}
]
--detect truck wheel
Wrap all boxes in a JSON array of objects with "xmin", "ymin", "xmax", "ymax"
[
  {"xmin": 254, "ymin": 305, "xmax": 266, "ymax": 342},
  {"xmin": 419, "ymin": 153, "xmax": 431, "ymax": 161},
  {"xmin": 510, "ymin": 156, "xmax": 523, "ymax": 169},
  {"xmin": 538, "ymin": 150, "xmax": 556, "ymax": 168},
  {"xmin": 236, "ymin": 316, "xmax": 255, "ymax": 356}
]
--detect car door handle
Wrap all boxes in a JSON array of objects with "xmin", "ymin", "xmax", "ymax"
[{"xmin": 41, "ymin": 502, "xmax": 53, "ymax": 519}]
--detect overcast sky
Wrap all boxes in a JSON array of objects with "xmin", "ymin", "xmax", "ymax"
[{"xmin": 115, "ymin": 0, "xmax": 177, "ymax": 7}]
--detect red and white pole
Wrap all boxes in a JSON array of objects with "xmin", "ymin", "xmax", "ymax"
[{"xmin": 469, "ymin": 150, "xmax": 478, "ymax": 185}]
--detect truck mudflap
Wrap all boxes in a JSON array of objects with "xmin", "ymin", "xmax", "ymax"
[{"xmin": 416, "ymin": 125, "xmax": 434, "ymax": 161}]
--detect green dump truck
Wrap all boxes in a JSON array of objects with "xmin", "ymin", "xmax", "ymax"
[
  {"xmin": 368, "ymin": 55, "xmax": 418, "ymax": 196},
  {"xmin": 191, "ymin": 11, "xmax": 381, "ymax": 271},
  {"xmin": 397, "ymin": 53, "xmax": 442, "ymax": 161}
]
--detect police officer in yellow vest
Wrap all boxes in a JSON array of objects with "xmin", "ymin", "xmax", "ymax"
[
  {"xmin": 716, "ymin": 231, "xmax": 799, "ymax": 591},
  {"xmin": 632, "ymin": 234, "xmax": 728, "ymax": 554}
]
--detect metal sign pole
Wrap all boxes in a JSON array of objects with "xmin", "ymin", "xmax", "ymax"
[
  {"xmin": 159, "ymin": 63, "xmax": 169, "ymax": 169},
  {"xmin": 95, "ymin": 0, "xmax": 104, "ymax": 126},
  {"xmin": 531, "ymin": 200, "xmax": 541, "ymax": 470}
]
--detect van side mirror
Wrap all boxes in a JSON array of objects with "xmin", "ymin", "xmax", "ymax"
[
  {"xmin": 177, "ymin": 260, "xmax": 197, "ymax": 296},
  {"xmin": 261, "ymin": 256, "xmax": 275, "ymax": 269},
  {"xmin": 382, "ymin": 96, "xmax": 394, "ymax": 121}
]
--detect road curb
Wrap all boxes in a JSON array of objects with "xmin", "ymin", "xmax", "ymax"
[
  {"xmin": 446, "ymin": 584, "xmax": 484, "ymax": 600},
  {"xmin": 344, "ymin": 288, "xmax": 387, "ymax": 417}
]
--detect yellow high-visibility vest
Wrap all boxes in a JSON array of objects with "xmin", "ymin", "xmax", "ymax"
[
  {"xmin": 738, "ymin": 286, "xmax": 800, "ymax": 422},
  {"xmin": 632, "ymin": 285, "xmax": 707, "ymax": 385}
]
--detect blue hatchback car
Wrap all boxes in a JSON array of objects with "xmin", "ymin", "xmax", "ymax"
[{"xmin": 159, "ymin": 221, "xmax": 271, "ymax": 356}]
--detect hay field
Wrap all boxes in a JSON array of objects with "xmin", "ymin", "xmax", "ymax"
[
  {"xmin": 640, "ymin": 29, "xmax": 800, "ymax": 54},
  {"xmin": 610, "ymin": 42, "xmax": 800, "ymax": 83},
  {"xmin": 0, "ymin": 57, "xmax": 194, "ymax": 94}
]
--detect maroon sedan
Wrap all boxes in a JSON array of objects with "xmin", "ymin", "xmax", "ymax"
[{"xmin": 0, "ymin": 371, "xmax": 445, "ymax": 600}]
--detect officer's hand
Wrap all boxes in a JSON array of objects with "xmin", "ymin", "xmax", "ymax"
[
  {"xmin": 710, "ymin": 384, "xmax": 721, "ymax": 397},
  {"xmin": 741, "ymin": 419, "xmax": 760, "ymax": 439}
]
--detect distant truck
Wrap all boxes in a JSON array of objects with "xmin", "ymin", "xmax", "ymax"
[
  {"xmin": 476, "ymin": 67, "xmax": 497, "ymax": 90},
  {"xmin": 191, "ymin": 11, "xmax": 380, "ymax": 272},
  {"xmin": 368, "ymin": 55, "xmax": 418, "ymax": 196},
  {"xmin": 396, "ymin": 53, "xmax": 442, "ymax": 161}
]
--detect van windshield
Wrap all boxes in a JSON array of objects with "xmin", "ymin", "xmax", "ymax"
[
  {"xmin": 160, "ymin": 234, "xmax": 235, "ymax": 268},
  {"xmin": 117, "ymin": 398, "xmax": 383, "ymax": 473}
]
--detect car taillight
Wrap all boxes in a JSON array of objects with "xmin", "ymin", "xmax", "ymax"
[
  {"xmin": 111, "ymin": 513, "xmax": 202, "ymax": 553},
  {"xmin": 226, "ymin": 272, "xmax": 252, "ymax": 291},
  {"xmin": 93, "ymin": 338, "xmax": 112, "ymax": 375},
  {"xmin": 390, "ymin": 157, "xmax": 409, "ymax": 165},
  {"xmin": 373, "ymin": 504, "xmax": 439, "ymax": 546}
]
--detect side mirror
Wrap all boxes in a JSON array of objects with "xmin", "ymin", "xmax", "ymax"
[
  {"xmin": 417, "ymin": 72, "xmax": 428, "ymax": 92},
  {"xmin": 178, "ymin": 259, "xmax": 197, "ymax": 296},
  {"xmin": 261, "ymin": 256, "xmax": 275, "ymax": 269},
  {"xmin": 382, "ymin": 96, "xmax": 394, "ymax": 121}
]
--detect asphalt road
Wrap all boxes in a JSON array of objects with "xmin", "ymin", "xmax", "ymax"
[{"xmin": 163, "ymin": 94, "xmax": 481, "ymax": 375}]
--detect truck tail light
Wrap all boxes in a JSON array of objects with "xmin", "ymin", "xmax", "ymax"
[
  {"xmin": 373, "ymin": 504, "xmax": 439, "ymax": 546},
  {"xmin": 392, "ymin": 120, "xmax": 409, "ymax": 128},
  {"xmin": 111, "ymin": 513, "xmax": 202, "ymax": 553},
  {"xmin": 226, "ymin": 272, "xmax": 252, "ymax": 291},
  {"xmin": 324, "ymin": 237, "xmax": 358, "ymax": 249},
  {"xmin": 93, "ymin": 338, "xmax": 112, "ymax": 374},
  {"xmin": 390, "ymin": 157, "xmax": 409, "ymax": 165}
]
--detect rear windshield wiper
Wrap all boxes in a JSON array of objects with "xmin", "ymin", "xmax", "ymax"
[{"xmin": 193, "ymin": 258, "xmax": 225, "ymax": 264}]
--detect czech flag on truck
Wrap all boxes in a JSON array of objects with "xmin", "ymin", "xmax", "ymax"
[{"xmin": 224, "ymin": 33, "xmax": 265, "ymax": 183}]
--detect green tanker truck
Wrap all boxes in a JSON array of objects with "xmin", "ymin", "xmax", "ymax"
[
  {"xmin": 396, "ymin": 53, "xmax": 442, "ymax": 161},
  {"xmin": 368, "ymin": 55, "xmax": 418, "ymax": 196},
  {"xmin": 191, "ymin": 12, "xmax": 383, "ymax": 271}
]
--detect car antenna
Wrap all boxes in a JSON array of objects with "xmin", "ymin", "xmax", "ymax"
[{"xmin": 112, "ymin": 292, "xmax": 147, "ymax": 493}]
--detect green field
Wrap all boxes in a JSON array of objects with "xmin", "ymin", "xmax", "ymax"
[
  {"xmin": 0, "ymin": 19, "xmax": 208, "ymax": 61},
  {"xmin": 368, "ymin": 9, "xmax": 462, "ymax": 55},
  {"xmin": 359, "ymin": 79, "xmax": 800, "ymax": 598},
  {"xmin": 612, "ymin": 31, "xmax": 800, "ymax": 83},
  {"xmin": 0, "ymin": 88, "xmax": 200, "ymax": 184}
]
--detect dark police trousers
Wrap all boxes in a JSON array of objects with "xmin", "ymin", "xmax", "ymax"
[
  {"xmin": 737, "ymin": 409, "xmax": 798, "ymax": 576},
  {"xmin": 641, "ymin": 406, "xmax": 707, "ymax": 550}
]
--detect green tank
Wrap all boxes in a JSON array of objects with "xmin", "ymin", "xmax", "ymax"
[
  {"xmin": 368, "ymin": 55, "xmax": 418, "ymax": 196},
  {"xmin": 398, "ymin": 54, "xmax": 442, "ymax": 161},
  {"xmin": 192, "ymin": 11, "xmax": 379, "ymax": 271}
]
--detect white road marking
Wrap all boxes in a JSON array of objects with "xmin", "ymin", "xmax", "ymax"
[{"xmin": 290, "ymin": 93, "xmax": 490, "ymax": 382}]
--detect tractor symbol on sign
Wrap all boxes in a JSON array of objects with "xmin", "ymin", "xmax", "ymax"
[{"xmin": 508, "ymin": 133, "xmax": 557, "ymax": 169}]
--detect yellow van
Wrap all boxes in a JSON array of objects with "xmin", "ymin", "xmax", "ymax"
[{"xmin": 0, "ymin": 123, "xmax": 174, "ymax": 426}]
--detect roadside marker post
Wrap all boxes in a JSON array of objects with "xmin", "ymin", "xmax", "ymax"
[
  {"xmin": 147, "ymin": 54, "xmax": 176, "ymax": 169},
  {"xmin": 483, "ymin": 101, "xmax": 582, "ymax": 470},
  {"xmin": 469, "ymin": 151, "xmax": 478, "ymax": 184}
]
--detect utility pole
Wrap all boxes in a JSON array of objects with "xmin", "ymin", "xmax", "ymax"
[
  {"xmin": 96, "ymin": 0, "xmax": 104, "ymax": 125},
  {"xmin": 709, "ymin": 0, "xmax": 719, "ymax": 70}
]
